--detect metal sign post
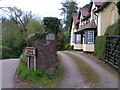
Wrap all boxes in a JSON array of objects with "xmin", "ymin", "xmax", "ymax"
[
  {"xmin": 26, "ymin": 47, "xmax": 36, "ymax": 71},
  {"xmin": 34, "ymin": 56, "xmax": 36, "ymax": 71},
  {"xmin": 28, "ymin": 56, "xmax": 30, "ymax": 69}
]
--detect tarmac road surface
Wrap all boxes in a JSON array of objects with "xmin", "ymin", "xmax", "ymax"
[{"xmin": 0, "ymin": 59, "xmax": 19, "ymax": 89}]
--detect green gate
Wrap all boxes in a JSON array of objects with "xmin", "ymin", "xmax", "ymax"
[{"xmin": 105, "ymin": 35, "xmax": 120, "ymax": 72}]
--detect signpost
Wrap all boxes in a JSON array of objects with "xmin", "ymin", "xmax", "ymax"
[
  {"xmin": 46, "ymin": 33, "xmax": 55, "ymax": 40},
  {"xmin": 26, "ymin": 47, "xmax": 36, "ymax": 71}
]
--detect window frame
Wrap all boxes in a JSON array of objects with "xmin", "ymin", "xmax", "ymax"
[{"xmin": 87, "ymin": 31, "xmax": 94, "ymax": 44}]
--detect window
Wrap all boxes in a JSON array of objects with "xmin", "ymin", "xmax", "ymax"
[
  {"xmin": 92, "ymin": 9, "xmax": 96, "ymax": 20},
  {"xmin": 75, "ymin": 34, "xmax": 81, "ymax": 44},
  {"xmin": 92, "ymin": 14, "xmax": 96, "ymax": 20},
  {"xmin": 88, "ymin": 31, "xmax": 94, "ymax": 44}
]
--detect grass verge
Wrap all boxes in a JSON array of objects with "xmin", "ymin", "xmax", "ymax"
[
  {"xmin": 64, "ymin": 52, "xmax": 100, "ymax": 87},
  {"xmin": 17, "ymin": 59, "xmax": 62, "ymax": 88}
]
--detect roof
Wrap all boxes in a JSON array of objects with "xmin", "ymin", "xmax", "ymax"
[
  {"xmin": 80, "ymin": 8, "xmax": 90, "ymax": 17},
  {"xmin": 75, "ymin": 21, "xmax": 97, "ymax": 33},
  {"xmin": 94, "ymin": 2, "xmax": 105, "ymax": 6},
  {"xmin": 93, "ymin": 0, "xmax": 110, "ymax": 6},
  {"xmin": 94, "ymin": 2, "xmax": 111, "ymax": 13},
  {"xmin": 72, "ymin": 13, "xmax": 79, "ymax": 26},
  {"xmin": 88, "ymin": 0, "xmax": 109, "ymax": 12}
]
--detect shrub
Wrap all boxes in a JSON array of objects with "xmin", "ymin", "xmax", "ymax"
[
  {"xmin": 56, "ymin": 32, "xmax": 65, "ymax": 51},
  {"xmin": 43, "ymin": 17, "xmax": 60, "ymax": 33},
  {"xmin": 94, "ymin": 36, "xmax": 106, "ymax": 60},
  {"xmin": 19, "ymin": 51, "xmax": 28, "ymax": 66},
  {"xmin": 64, "ymin": 44, "xmax": 74, "ymax": 50},
  {"xmin": 0, "ymin": 40, "xmax": 2, "ymax": 46},
  {"xmin": 64, "ymin": 44, "xmax": 70, "ymax": 50},
  {"xmin": 105, "ymin": 18, "xmax": 120, "ymax": 35},
  {"xmin": 0, "ymin": 46, "xmax": 17, "ymax": 59},
  {"xmin": 69, "ymin": 45, "xmax": 74, "ymax": 50},
  {"xmin": 116, "ymin": 1, "xmax": 120, "ymax": 15}
]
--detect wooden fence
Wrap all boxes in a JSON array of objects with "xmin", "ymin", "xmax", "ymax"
[{"xmin": 105, "ymin": 35, "xmax": 120, "ymax": 72}]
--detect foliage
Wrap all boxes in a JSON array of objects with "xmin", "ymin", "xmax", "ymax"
[
  {"xmin": 69, "ymin": 45, "xmax": 74, "ymax": 50},
  {"xmin": 64, "ymin": 44, "xmax": 74, "ymax": 50},
  {"xmin": 56, "ymin": 32, "xmax": 65, "ymax": 51},
  {"xmin": 26, "ymin": 19, "xmax": 45, "ymax": 35},
  {"xmin": 2, "ymin": 19, "xmax": 25, "ymax": 56},
  {"xmin": 0, "ymin": 46, "xmax": 18, "ymax": 59},
  {"xmin": 105, "ymin": 18, "xmax": 120, "ymax": 35},
  {"xmin": 4, "ymin": 7, "xmax": 33, "ymax": 32},
  {"xmin": 1, "ymin": 8, "xmax": 45, "ymax": 58},
  {"xmin": 19, "ymin": 51, "xmax": 28, "ymax": 65},
  {"xmin": 60, "ymin": 0, "xmax": 78, "ymax": 30},
  {"xmin": 0, "ymin": 40, "xmax": 2, "ymax": 46},
  {"xmin": 83, "ymin": 3, "xmax": 90, "ymax": 8},
  {"xmin": 94, "ymin": 18, "xmax": 120, "ymax": 60},
  {"xmin": 64, "ymin": 30, "xmax": 70, "ymax": 45},
  {"xmin": 116, "ymin": 1, "xmax": 120, "ymax": 15},
  {"xmin": 43, "ymin": 17, "xmax": 60, "ymax": 33},
  {"xmin": 26, "ymin": 32, "xmax": 48, "ymax": 47},
  {"xmin": 17, "ymin": 60, "xmax": 62, "ymax": 88},
  {"xmin": 94, "ymin": 36, "xmax": 106, "ymax": 60}
]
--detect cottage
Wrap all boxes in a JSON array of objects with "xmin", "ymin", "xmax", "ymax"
[
  {"xmin": 70, "ymin": 13, "xmax": 79, "ymax": 46},
  {"xmin": 94, "ymin": 2, "xmax": 120, "ymax": 36},
  {"xmin": 70, "ymin": 0, "xmax": 120, "ymax": 52}
]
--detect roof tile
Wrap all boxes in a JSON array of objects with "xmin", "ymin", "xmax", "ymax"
[
  {"xmin": 80, "ymin": 8, "xmax": 90, "ymax": 17},
  {"xmin": 78, "ymin": 21, "xmax": 97, "ymax": 31},
  {"xmin": 72, "ymin": 13, "xmax": 79, "ymax": 26}
]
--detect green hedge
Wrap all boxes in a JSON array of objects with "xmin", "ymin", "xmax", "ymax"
[
  {"xmin": 94, "ymin": 36, "xmax": 106, "ymax": 60},
  {"xmin": 116, "ymin": 1, "xmax": 120, "ymax": 15},
  {"xmin": 94, "ymin": 18, "xmax": 120, "ymax": 60},
  {"xmin": 64, "ymin": 44, "xmax": 74, "ymax": 50},
  {"xmin": 0, "ymin": 46, "xmax": 18, "ymax": 59},
  {"xmin": 105, "ymin": 18, "xmax": 120, "ymax": 35},
  {"xmin": 43, "ymin": 17, "xmax": 60, "ymax": 33}
]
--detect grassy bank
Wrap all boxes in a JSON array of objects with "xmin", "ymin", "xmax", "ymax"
[{"xmin": 17, "ymin": 60, "xmax": 62, "ymax": 88}]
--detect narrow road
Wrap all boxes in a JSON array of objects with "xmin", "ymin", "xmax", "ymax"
[
  {"xmin": 57, "ymin": 52, "xmax": 89, "ymax": 88},
  {"xmin": 57, "ymin": 51, "xmax": 118, "ymax": 88},
  {"xmin": 0, "ymin": 59, "xmax": 19, "ymax": 89}
]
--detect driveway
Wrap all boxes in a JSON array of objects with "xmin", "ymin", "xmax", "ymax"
[
  {"xmin": 57, "ymin": 51, "xmax": 118, "ymax": 88},
  {"xmin": 0, "ymin": 59, "xmax": 19, "ymax": 89}
]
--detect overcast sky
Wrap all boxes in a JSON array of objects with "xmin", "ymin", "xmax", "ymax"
[{"xmin": 0, "ymin": 0, "xmax": 90, "ymax": 19}]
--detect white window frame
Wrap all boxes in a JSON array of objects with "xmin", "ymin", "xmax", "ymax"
[
  {"xmin": 88, "ymin": 31, "xmax": 94, "ymax": 44},
  {"xmin": 76, "ymin": 34, "xmax": 81, "ymax": 44}
]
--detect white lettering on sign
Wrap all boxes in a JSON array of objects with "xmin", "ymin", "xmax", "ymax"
[
  {"xmin": 26, "ymin": 47, "xmax": 36, "ymax": 71},
  {"xmin": 26, "ymin": 47, "xmax": 35, "ymax": 56},
  {"xmin": 46, "ymin": 33, "xmax": 55, "ymax": 40}
]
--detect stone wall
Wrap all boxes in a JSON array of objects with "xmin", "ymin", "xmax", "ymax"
[{"xmin": 33, "ymin": 33, "xmax": 57, "ymax": 74}]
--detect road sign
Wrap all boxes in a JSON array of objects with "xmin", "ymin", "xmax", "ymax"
[
  {"xmin": 26, "ymin": 47, "xmax": 35, "ymax": 56},
  {"xmin": 26, "ymin": 47, "xmax": 36, "ymax": 71},
  {"xmin": 46, "ymin": 33, "xmax": 55, "ymax": 40}
]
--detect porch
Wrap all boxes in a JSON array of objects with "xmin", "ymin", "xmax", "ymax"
[{"xmin": 73, "ymin": 21, "xmax": 97, "ymax": 52}]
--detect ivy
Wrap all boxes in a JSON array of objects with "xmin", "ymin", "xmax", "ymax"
[
  {"xmin": 34, "ymin": 32, "xmax": 49, "ymax": 40},
  {"xmin": 26, "ymin": 17, "xmax": 60, "ymax": 46},
  {"xmin": 43, "ymin": 17, "xmax": 60, "ymax": 33},
  {"xmin": 26, "ymin": 32, "xmax": 49, "ymax": 46}
]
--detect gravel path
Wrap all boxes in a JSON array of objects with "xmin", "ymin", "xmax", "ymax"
[
  {"xmin": 57, "ymin": 51, "xmax": 89, "ymax": 88},
  {"xmin": 57, "ymin": 51, "xmax": 118, "ymax": 88}
]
